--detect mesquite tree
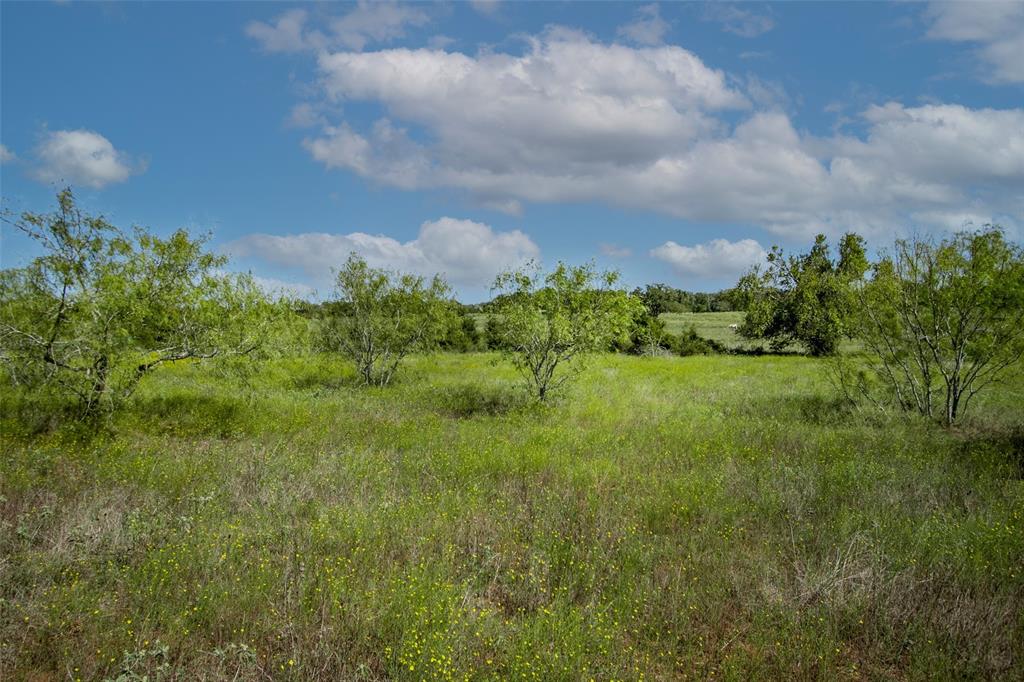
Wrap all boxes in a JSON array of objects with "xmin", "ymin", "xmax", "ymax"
[
  {"xmin": 324, "ymin": 253, "xmax": 452, "ymax": 386},
  {"xmin": 490, "ymin": 262, "xmax": 637, "ymax": 401},
  {"xmin": 843, "ymin": 227, "xmax": 1024, "ymax": 425},
  {"xmin": 0, "ymin": 188, "xmax": 271, "ymax": 418}
]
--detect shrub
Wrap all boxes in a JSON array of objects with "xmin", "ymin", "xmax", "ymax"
[
  {"xmin": 676, "ymin": 326, "xmax": 725, "ymax": 356},
  {"xmin": 613, "ymin": 304, "xmax": 672, "ymax": 355},
  {"xmin": 439, "ymin": 308, "xmax": 482, "ymax": 352}
]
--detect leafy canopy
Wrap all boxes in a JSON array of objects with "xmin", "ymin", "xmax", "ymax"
[
  {"xmin": 0, "ymin": 188, "xmax": 273, "ymax": 418},
  {"xmin": 739, "ymin": 233, "xmax": 867, "ymax": 356},
  {"xmin": 842, "ymin": 226, "xmax": 1024, "ymax": 425},
  {"xmin": 323, "ymin": 252, "xmax": 452, "ymax": 386},
  {"xmin": 490, "ymin": 261, "xmax": 638, "ymax": 400}
]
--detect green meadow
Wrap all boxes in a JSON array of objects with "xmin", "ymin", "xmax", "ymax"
[
  {"xmin": 2, "ymin": 351, "xmax": 1021, "ymax": 680},
  {"xmin": 660, "ymin": 313, "xmax": 746, "ymax": 349}
]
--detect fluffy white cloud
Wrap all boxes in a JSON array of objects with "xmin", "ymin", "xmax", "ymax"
[
  {"xmin": 617, "ymin": 4, "xmax": 670, "ymax": 46},
  {"xmin": 246, "ymin": 2, "xmax": 429, "ymax": 53},
  {"xmin": 264, "ymin": 26, "xmax": 1024, "ymax": 239},
  {"xmin": 651, "ymin": 238, "xmax": 767, "ymax": 278},
  {"xmin": 306, "ymin": 27, "xmax": 748, "ymax": 198},
  {"xmin": 32, "ymin": 129, "xmax": 140, "ymax": 189},
  {"xmin": 0, "ymin": 144, "xmax": 15, "ymax": 163},
  {"xmin": 925, "ymin": 1, "xmax": 1024, "ymax": 83},
  {"xmin": 225, "ymin": 217, "xmax": 538, "ymax": 288},
  {"xmin": 703, "ymin": 4, "xmax": 775, "ymax": 38}
]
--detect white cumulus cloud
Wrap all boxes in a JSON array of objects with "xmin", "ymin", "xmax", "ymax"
[
  {"xmin": 253, "ymin": 24, "xmax": 1023, "ymax": 240},
  {"xmin": 225, "ymin": 217, "xmax": 539, "ymax": 288},
  {"xmin": 0, "ymin": 144, "xmax": 15, "ymax": 163},
  {"xmin": 925, "ymin": 1, "xmax": 1024, "ymax": 84},
  {"xmin": 32, "ymin": 129, "xmax": 141, "ymax": 189},
  {"xmin": 651, "ymin": 238, "xmax": 767, "ymax": 278}
]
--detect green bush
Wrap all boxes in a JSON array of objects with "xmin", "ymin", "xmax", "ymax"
[
  {"xmin": 676, "ymin": 325, "xmax": 725, "ymax": 356},
  {"xmin": 439, "ymin": 308, "xmax": 482, "ymax": 352}
]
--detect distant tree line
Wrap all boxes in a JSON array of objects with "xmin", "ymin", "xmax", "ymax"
[
  {"xmin": 461, "ymin": 284, "xmax": 742, "ymax": 315},
  {"xmin": 628, "ymin": 284, "xmax": 742, "ymax": 315}
]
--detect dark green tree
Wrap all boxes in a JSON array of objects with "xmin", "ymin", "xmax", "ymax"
[
  {"xmin": 738, "ymin": 233, "xmax": 867, "ymax": 356},
  {"xmin": 439, "ymin": 307, "xmax": 482, "ymax": 352}
]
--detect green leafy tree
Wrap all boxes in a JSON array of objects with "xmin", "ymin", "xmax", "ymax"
[
  {"xmin": 324, "ymin": 253, "xmax": 451, "ymax": 386},
  {"xmin": 0, "ymin": 188, "xmax": 272, "ymax": 418},
  {"xmin": 842, "ymin": 227, "xmax": 1024, "ymax": 425},
  {"xmin": 490, "ymin": 261, "xmax": 638, "ymax": 401},
  {"xmin": 439, "ymin": 307, "xmax": 482, "ymax": 352},
  {"xmin": 739, "ymin": 233, "xmax": 867, "ymax": 355},
  {"xmin": 613, "ymin": 303, "xmax": 671, "ymax": 355}
]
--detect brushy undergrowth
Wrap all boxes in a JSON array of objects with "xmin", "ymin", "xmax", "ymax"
[{"xmin": 1, "ymin": 352, "xmax": 1022, "ymax": 680}]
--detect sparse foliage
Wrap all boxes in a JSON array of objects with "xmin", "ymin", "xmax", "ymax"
[
  {"xmin": 490, "ymin": 261, "xmax": 637, "ymax": 400},
  {"xmin": 0, "ymin": 188, "xmax": 272, "ymax": 419},
  {"xmin": 324, "ymin": 253, "xmax": 451, "ymax": 386},
  {"xmin": 842, "ymin": 227, "xmax": 1024, "ymax": 425}
]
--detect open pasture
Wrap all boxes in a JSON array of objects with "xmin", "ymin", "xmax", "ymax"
[{"xmin": 2, "ymin": 353, "xmax": 1021, "ymax": 680}]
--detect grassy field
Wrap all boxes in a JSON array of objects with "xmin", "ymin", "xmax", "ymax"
[
  {"xmin": 2, "ymin": 353, "xmax": 1022, "ymax": 680},
  {"xmin": 660, "ymin": 312, "xmax": 747, "ymax": 349}
]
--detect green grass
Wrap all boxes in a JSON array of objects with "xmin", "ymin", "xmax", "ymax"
[
  {"xmin": 661, "ymin": 312, "xmax": 862, "ymax": 354},
  {"xmin": 660, "ymin": 312, "xmax": 747, "ymax": 349},
  {"xmin": 2, "ymin": 353, "xmax": 1022, "ymax": 680}
]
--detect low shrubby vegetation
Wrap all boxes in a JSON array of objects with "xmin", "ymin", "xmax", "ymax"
[{"xmin": 1, "ymin": 190, "xmax": 1022, "ymax": 679}]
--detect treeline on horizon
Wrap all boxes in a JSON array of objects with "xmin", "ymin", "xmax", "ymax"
[{"xmin": 293, "ymin": 283, "xmax": 743, "ymax": 316}]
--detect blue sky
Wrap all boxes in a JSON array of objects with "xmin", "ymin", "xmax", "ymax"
[{"xmin": 2, "ymin": 1, "xmax": 1022, "ymax": 301}]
